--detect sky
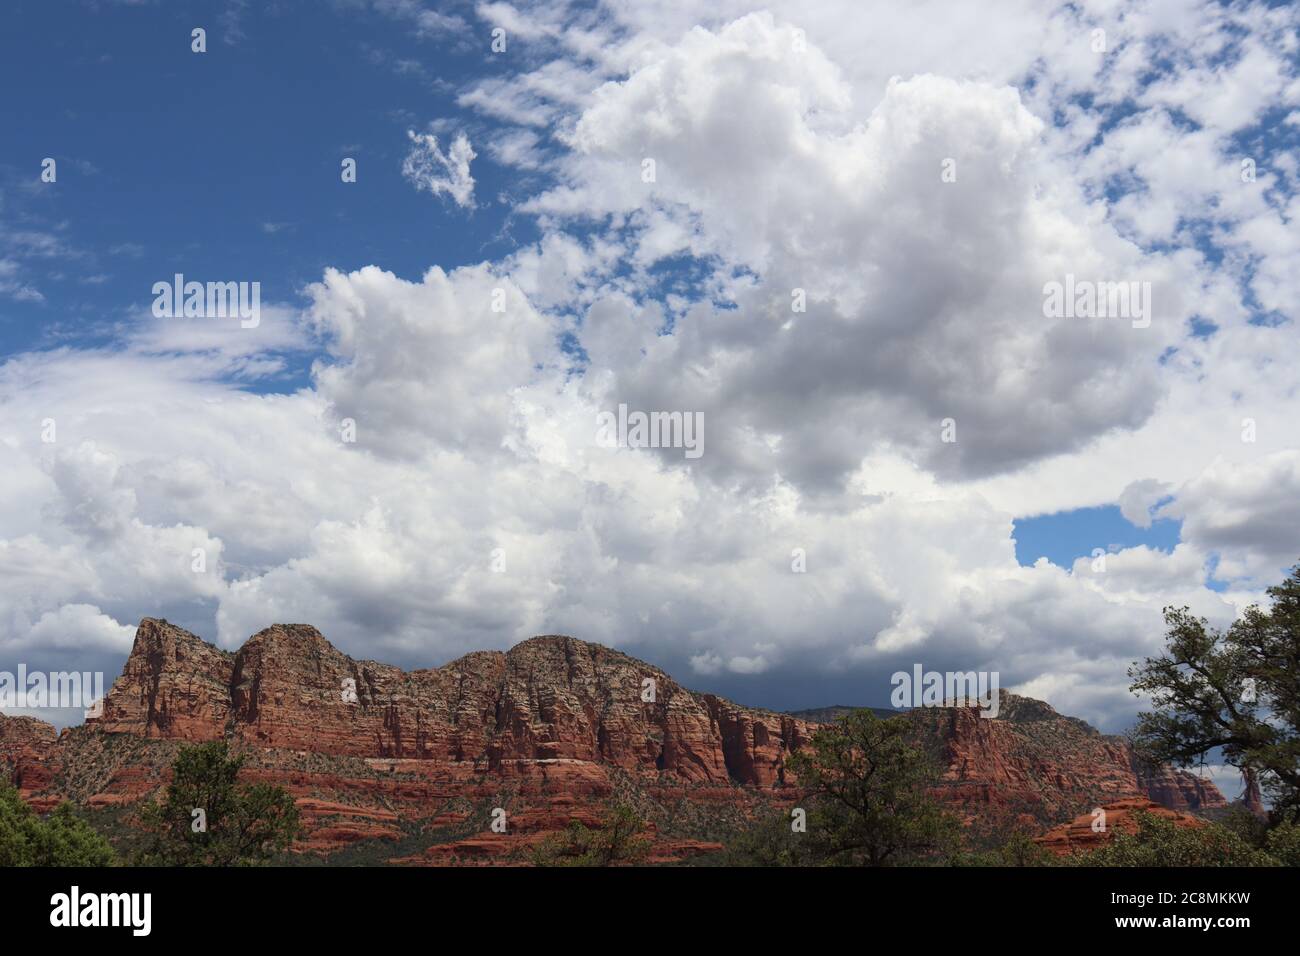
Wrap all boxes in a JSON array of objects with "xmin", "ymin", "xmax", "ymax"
[{"xmin": 1, "ymin": 0, "xmax": 1298, "ymax": 801}]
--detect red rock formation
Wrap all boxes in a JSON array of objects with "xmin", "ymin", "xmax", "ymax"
[
  {"xmin": 92, "ymin": 617, "xmax": 233, "ymax": 740},
  {"xmin": 0, "ymin": 712, "xmax": 60, "ymax": 810},
  {"xmin": 1034, "ymin": 798, "xmax": 1208, "ymax": 856},
  {"xmin": 89, "ymin": 621, "xmax": 811, "ymax": 788},
  {"xmin": 910, "ymin": 691, "xmax": 1226, "ymax": 826},
  {"xmin": 9, "ymin": 618, "xmax": 1226, "ymax": 864},
  {"xmin": 1130, "ymin": 754, "xmax": 1225, "ymax": 812}
]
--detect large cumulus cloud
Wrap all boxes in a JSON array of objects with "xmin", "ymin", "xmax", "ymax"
[{"xmin": 2, "ymin": 1, "xmax": 1298, "ymax": 738}]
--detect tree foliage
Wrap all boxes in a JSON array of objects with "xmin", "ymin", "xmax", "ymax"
[
  {"xmin": 530, "ymin": 802, "xmax": 652, "ymax": 866},
  {"xmin": 0, "ymin": 777, "xmax": 115, "ymax": 866},
  {"xmin": 748, "ymin": 709, "xmax": 961, "ymax": 866},
  {"xmin": 1067, "ymin": 809, "xmax": 1277, "ymax": 867},
  {"xmin": 1262, "ymin": 820, "xmax": 1300, "ymax": 866},
  {"xmin": 722, "ymin": 807, "xmax": 819, "ymax": 866},
  {"xmin": 1130, "ymin": 563, "xmax": 1300, "ymax": 823},
  {"xmin": 135, "ymin": 741, "xmax": 300, "ymax": 866},
  {"xmin": 948, "ymin": 832, "xmax": 1054, "ymax": 867}
]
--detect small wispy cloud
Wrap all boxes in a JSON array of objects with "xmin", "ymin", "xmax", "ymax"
[
  {"xmin": 401, "ymin": 128, "xmax": 476, "ymax": 208},
  {"xmin": 220, "ymin": 0, "xmax": 249, "ymax": 46},
  {"xmin": 0, "ymin": 257, "xmax": 45, "ymax": 302}
]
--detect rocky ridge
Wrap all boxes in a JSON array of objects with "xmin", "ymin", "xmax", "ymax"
[
  {"xmin": 910, "ymin": 689, "xmax": 1224, "ymax": 831},
  {"xmin": 0, "ymin": 618, "xmax": 1226, "ymax": 863},
  {"xmin": 89, "ymin": 618, "xmax": 812, "ymax": 786}
]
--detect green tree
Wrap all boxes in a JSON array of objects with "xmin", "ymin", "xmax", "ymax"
[
  {"xmin": 530, "ymin": 802, "xmax": 652, "ymax": 867},
  {"xmin": 1263, "ymin": 820, "xmax": 1300, "ymax": 866},
  {"xmin": 994, "ymin": 832, "xmax": 1054, "ymax": 867},
  {"xmin": 135, "ymin": 741, "xmax": 300, "ymax": 866},
  {"xmin": 949, "ymin": 831, "xmax": 1054, "ymax": 867},
  {"xmin": 0, "ymin": 778, "xmax": 115, "ymax": 866},
  {"xmin": 722, "ymin": 807, "xmax": 819, "ymax": 866},
  {"xmin": 1067, "ymin": 809, "xmax": 1277, "ymax": 867},
  {"xmin": 781, "ymin": 709, "xmax": 960, "ymax": 866},
  {"xmin": 1130, "ymin": 563, "xmax": 1300, "ymax": 823},
  {"xmin": 1216, "ymin": 803, "xmax": 1270, "ymax": 849}
]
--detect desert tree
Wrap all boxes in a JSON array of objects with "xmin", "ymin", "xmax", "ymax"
[
  {"xmin": 0, "ymin": 778, "xmax": 115, "ymax": 866},
  {"xmin": 1130, "ymin": 563, "xmax": 1300, "ymax": 823},
  {"xmin": 530, "ymin": 801, "xmax": 651, "ymax": 867},
  {"xmin": 135, "ymin": 741, "xmax": 300, "ymax": 866},
  {"xmin": 780, "ymin": 709, "xmax": 960, "ymax": 866}
]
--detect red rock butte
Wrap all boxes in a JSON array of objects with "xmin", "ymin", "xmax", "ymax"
[
  {"xmin": 89, "ymin": 618, "xmax": 813, "ymax": 785},
  {"xmin": 0, "ymin": 617, "xmax": 1227, "ymax": 863}
]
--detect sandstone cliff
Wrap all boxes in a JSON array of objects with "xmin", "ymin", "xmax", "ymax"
[
  {"xmin": 909, "ymin": 690, "xmax": 1225, "ymax": 826},
  {"xmin": 2, "ymin": 617, "xmax": 1227, "ymax": 863},
  {"xmin": 0, "ymin": 713, "xmax": 59, "ymax": 811},
  {"xmin": 88, "ymin": 619, "xmax": 811, "ymax": 787},
  {"xmin": 92, "ymin": 617, "xmax": 234, "ymax": 740}
]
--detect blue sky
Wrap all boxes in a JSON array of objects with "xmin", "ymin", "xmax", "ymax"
[
  {"xmin": 1, "ymin": 0, "xmax": 1297, "ymax": 771},
  {"xmin": 1, "ymin": 0, "xmax": 532, "ymax": 380},
  {"xmin": 1014, "ymin": 507, "xmax": 1181, "ymax": 568}
]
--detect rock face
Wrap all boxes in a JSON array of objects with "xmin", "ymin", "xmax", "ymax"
[
  {"xmin": 1131, "ymin": 754, "xmax": 1225, "ymax": 812},
  {"xmin": 93, "ymin": 618, "xmax": 233, "ymax": 740},
  {"xmin": 88, "ymin": 620, "xmax": 812, "ymax": 786},
  {"xmin": 0, "ymin": 712, "xmax": 60, "ymax": 810},
  {"xmin": 911, "ymin": 691, "xmax": 1225, "ymax": 827},
  {"xmin": 1033, "ymin": 798, "xmax": 1208, "ymax": 856}
]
